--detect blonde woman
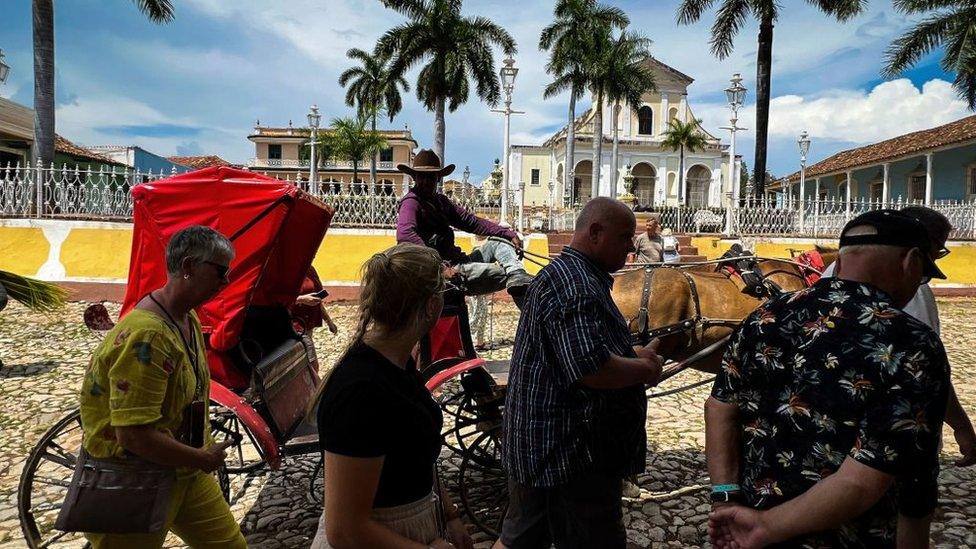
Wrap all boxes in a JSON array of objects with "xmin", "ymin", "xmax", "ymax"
[
  {"xmin": 77, "ymin": 225, "xmax": 246, "ymax": 548},
  {"xmin": 312, "ymin": 243, "xmax": 472, "ymax": 549}
]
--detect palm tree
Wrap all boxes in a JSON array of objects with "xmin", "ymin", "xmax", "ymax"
[
  {"xmin": 31, "ymin": 0, "xmax": 172, "ymax": 215},
  {"xmin": 377, "ymin": 0, "xmax": 517, "ymax": 163},
  {"xmin": 883, "ymin": 0, "xmax": 976, "ymax": 109},
  {"xmin": 604, "ymin": 36, "xmax": 656, "ymax": 198},
  {"xmin": 661, "ymin": 118, "xmax": 709, "ymax": 205},
  {"xmin": 324, "ymin": 112, "xmax": 389, "ymax": 194},
  {"xmin": 540, "ymin": 0, "xmax": 629, "ymax": 205},
  {"xmin": 585, "ymin": 30, "xmax": 652, "ymax": 198},
  {"xmin": 339, "ymin": 48, "xmax": 410, "ymax": 191},
  {"xmin": 676, "ymin": 0, "xmax": 864, "ymax": 197}
]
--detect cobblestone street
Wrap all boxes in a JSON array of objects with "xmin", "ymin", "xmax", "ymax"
[{"xmin": 1, "ymin": 299, "xmax": 975, "ymax": 548}]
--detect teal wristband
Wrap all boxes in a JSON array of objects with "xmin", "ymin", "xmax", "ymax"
[{"xmin": 711, "ymin": 483, "xmax": 740, "ymax": 493}]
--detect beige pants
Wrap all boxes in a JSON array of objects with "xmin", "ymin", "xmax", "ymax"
[{"xmin": 311, "ymin": 491, "xmax": 443, "ymax": 548}]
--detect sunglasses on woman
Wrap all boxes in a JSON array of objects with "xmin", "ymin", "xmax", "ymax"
[{"xmin": 203, "ymin": 261, "xmax": 230, "ymax": 280}]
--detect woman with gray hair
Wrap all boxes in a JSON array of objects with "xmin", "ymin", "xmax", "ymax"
[{"xmin": 73, "ymin": 225, "xmax": 247, "ymax": 548}]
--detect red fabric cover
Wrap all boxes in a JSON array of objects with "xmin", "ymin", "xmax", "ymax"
[
  {"xmin": 428, "ymin": 315, "xmax": 466, "ymax": 363},
  {"xmin": 795, "ymin": 250, "xmax": 826, "ymax": 287},
  {"xmin": 121, "ymin": 167, "xmax": 334, "ymax": 388}
]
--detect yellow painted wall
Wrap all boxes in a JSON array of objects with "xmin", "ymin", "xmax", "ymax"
[
  {"xmin": 0, "ymin": 224, "xmax": 545, "ymax": 284},
  {"xmin": 518, "ymin": 151, "xmax": 552, "ymax": 206},
  {"xmin": 0, "ymin": 227, "xmax": 49, "ymax": 274},
  {"xmin": 61, "ymin": 228, "xmax": 133, "ymax": 278}
]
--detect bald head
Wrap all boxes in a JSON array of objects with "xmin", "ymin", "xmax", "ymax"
[
  {"xmin": 574, "ymin": 197, "xmax": 635, "ymax": 233},
  {"xmin": 570, "ymin": 197, "xmax": 637, "ymax": 272}
]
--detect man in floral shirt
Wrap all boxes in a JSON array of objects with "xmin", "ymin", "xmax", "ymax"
[{"xmin": 706, "ymin": 210, "xmax": 950, "ymax": 548}]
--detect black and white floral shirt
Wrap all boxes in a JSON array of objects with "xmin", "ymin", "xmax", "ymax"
[{"xmin": 712, "ymin": 278, "xmax": 950, "ymax": 548}]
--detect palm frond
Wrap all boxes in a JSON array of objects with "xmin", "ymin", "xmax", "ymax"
[
  {"xmin": 0, "ymin": 271, "xmax": 69, "ymax": 313},
  {"xmin": 130, "ymin": 0, "xmax": 174, "ymax": 23},
  {"xmin": 677, "ymin": 0, "xmax": 717, "ymax": 24},
  {"xmin": 711, "ymin": 0, "xmax": 752, "ymax": 59},
  {"xmin": 882, "ymin": 12, "xmax": 955, "ymax": 76}
]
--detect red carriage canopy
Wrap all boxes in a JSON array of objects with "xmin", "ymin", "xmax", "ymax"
[{"xmin": 121, "ymin": 166, "xmax": 334, "ymax": 356}]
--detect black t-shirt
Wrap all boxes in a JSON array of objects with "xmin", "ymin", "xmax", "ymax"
[{"xmin": 317, "ymin": 342, "xmax": 444, "ymax": 508}]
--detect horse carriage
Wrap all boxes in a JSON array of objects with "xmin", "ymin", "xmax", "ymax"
[
  {"xmin": 15, "ymin": 166, "xmax": 832, "ymax": 547},
  {"xmin": 17, "ymin": 168, "xmax": 334, "ymax": 548}
]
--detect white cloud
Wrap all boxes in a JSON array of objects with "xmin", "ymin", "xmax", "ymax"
[{"xmin": 696, "ymin": 78, "xmax": 969, "ymax": 146}]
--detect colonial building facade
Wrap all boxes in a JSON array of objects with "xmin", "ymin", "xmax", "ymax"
[
  {"xmin": 246, "ymin": 121, "xmax": 417, "ymax": 194},
  {"xmin": 510, "ymin": 57, "xmax": 733, "ymax": 209},
  {"xmin": 778, "ymin": 114, "xmax": 976, "ymax": 204}
]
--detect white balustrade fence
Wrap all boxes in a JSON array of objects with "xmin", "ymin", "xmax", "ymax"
[{"xmin": 2, "ymin": 164, "xmax": 974, "ymax": 240}]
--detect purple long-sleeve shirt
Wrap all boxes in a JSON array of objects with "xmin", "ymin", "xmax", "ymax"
[{"xmin": 396, "ymin": 190, "xmax": 517, "ymax": 264}]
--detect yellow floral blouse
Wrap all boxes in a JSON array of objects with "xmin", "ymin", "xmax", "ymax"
[{"xmin": 80, "ymin": 308, "xmax": 212, "ymax": 463}]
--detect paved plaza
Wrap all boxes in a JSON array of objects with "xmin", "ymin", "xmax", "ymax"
[{"xmin": 1, "ymin": 299, "xmax": 975, "ymax": 548}]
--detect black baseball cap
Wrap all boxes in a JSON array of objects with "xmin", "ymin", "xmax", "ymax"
[{"xmin": 839, "ymin": 209, "xmax": 946, "ymax": 279}]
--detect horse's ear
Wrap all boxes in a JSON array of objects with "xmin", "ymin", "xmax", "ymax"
[{"xmin": 815, "ymin": 244, "xmax": 838, "ymax": 254}]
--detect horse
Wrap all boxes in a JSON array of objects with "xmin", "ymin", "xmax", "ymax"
[{"xmin": 611, "ymin": 246, "xmax": 838, "ymax": 375}]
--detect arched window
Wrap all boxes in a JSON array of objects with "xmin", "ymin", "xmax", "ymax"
[{"xmin": 637, "ymin": 106, "xmax": 654, "ymax": 135}]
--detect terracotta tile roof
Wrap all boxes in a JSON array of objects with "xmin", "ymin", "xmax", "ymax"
[
  {"xmin": 167, "ymin": 155, "xmax": 232, "ymax": 169},
  {"xmin": 54, "ymin": 135, "xmax": 124, "ymax": 165},
  {"xmin": 786, "ymin": 115, "xmax": 976, "ymax": 182}
]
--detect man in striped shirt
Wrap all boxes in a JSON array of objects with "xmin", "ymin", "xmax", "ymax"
[{"xmin": 499, "ymin": 197, "xmax": 663, "ymax": 548}]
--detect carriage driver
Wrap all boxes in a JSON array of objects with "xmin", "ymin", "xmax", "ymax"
[{"xmin": 396, "ymin": 149, "xmax": 533, "ymax": 304}]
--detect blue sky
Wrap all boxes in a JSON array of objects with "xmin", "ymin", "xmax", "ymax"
[{"xmin": 0, "ymin": 0, "xmax": 968, "ymax": 182}]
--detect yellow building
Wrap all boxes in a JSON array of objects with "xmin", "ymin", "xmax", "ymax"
[
  {"xmin": 510, "ymin": 57, "xmax": 733, "ymax": 208},
  {"xmin": 246, "ymin": 120, "xmax": 417, "ymax": 194}
]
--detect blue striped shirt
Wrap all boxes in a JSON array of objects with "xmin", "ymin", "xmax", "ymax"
[{"xmin": 502, "ymin": 247, "xmax": 647, "ymax": 487}]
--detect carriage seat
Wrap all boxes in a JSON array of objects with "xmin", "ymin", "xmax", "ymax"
[{"xmin": 717, "ymin": 244, "xmax": 780, "ymax": 298}]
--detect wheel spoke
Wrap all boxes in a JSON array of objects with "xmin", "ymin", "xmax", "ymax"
[
  {"xmin": 38, "ymin": 529, "xmax": 71, "ymax": 548},
  {"xmin": 32, "ymin": 476, "xmax": 72, "ymax": 488},
  {"xmin": 40, "ymin": 440, "xmax": 77, "ymax": 469}
]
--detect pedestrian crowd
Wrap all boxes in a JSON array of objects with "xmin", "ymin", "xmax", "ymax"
[{"xmin": 64, "ymin": 149, "xmax": 974, "ymax": 548}]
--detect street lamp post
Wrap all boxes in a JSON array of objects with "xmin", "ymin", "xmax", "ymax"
[
  {"xmin": 798, "ymin": 130, "xmax": 811, "ymax": 232},
  {"xmin": 0, "ymin": 49, "xmax": 10, "ymax": 85},
  {"xmin": 492, "ymin": 57, "xmax": 524, "ymax": 227},
  {"xmin": 720, "ymin": 73, "xmax": 747, "ymax": 236},
  {"xmin": 306, "ymin": 105, "xmax": 321, "ymax": 194}
]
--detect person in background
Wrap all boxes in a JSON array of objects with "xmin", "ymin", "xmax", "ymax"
[
  {"xmin": 629, "ymin": 213, "xmax": 665, "ymax": 263},
  {"xmin": 706, "ymin": 210, "xmax": 950, "ymax": 548},
  {"xmin": 311, "ymin": 243, "xmax": 472, "ymax": 549},
  {"xmin": 80, "ymin": 225, "xmax": 246, "ymax": 548},
  {"xmin": 396, "ymin": 149, "xmax": 532, "ymax": 304},
  {"xmin": 499, "ymin": 198, "xmax": 663, "ymax": 548},
  {"xmin": 291, "ymin": 266, "xmax": 339, "ymax": 338},
  {"xmin": 820, "ymin": 206, "xmax": 976, "ymax": 467},
  {"xmin": 661, "ymin": 228, "xmax": 681, "ymax": 263}
]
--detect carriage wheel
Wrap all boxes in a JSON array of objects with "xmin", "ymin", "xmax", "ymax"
[
  {"xmin": 18, "ymin": 403, "xmax": 258, "ymax": 548},
  {"xmin": 457, "ymin": 426, "xmax": 508, "ymax": 538},
  {"xmin": 17, "ymin": 409, "xmax": 88, "ymax": 548},
  {"xmin": 209, "ymin": 401, "xmax": 265, "ymax": 474},
  {"xmin": 437, "ymin": 381, "xmax": 488, "ymax": 457}
]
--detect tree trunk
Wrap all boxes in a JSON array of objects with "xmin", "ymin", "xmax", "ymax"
[
  {"xmin": 353, "ymin": 161, "xmax": 359, "ymax": 193},
  {"xmin": 679, "ymin": 145, "xmax": 685, "ymax": 205},
  {"xmin": 32, "ymin": 0, "xmax": 55, "ymax": 216},
  {"xmin": 610, "ymin": 101, "xmax": 620, "ymax": 199},
  {"xmin": 566, "ymin": 94, "xmax": 576, "ymax": 206},
  {"xmin": 434, "ymin": 96, "xmax": 446, "ymax": 165},
  {"xmin": 591, "ymin": 91, "xmax": 603, "ymax": 199},
  {"xmin": 369, "ymin": 114, "xmax": 378, "ymax": 195},
  {"xmin": 753, "ymin": 16, "xmax": 774, "ymax": 199}
]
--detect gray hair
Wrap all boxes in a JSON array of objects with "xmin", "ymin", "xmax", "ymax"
[{"xmin": 166, "ymin": 225, "xmax": 235, "ymax": 274}]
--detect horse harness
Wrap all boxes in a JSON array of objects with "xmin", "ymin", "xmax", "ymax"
[{"xmin": 633, "ymin": 264, "xmax": 744, "ymax": 347}]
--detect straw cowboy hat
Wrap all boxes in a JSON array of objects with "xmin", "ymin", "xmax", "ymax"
[{"xmin": 397, "ymin": 149, "xmax": 455, "ymax": 178}]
